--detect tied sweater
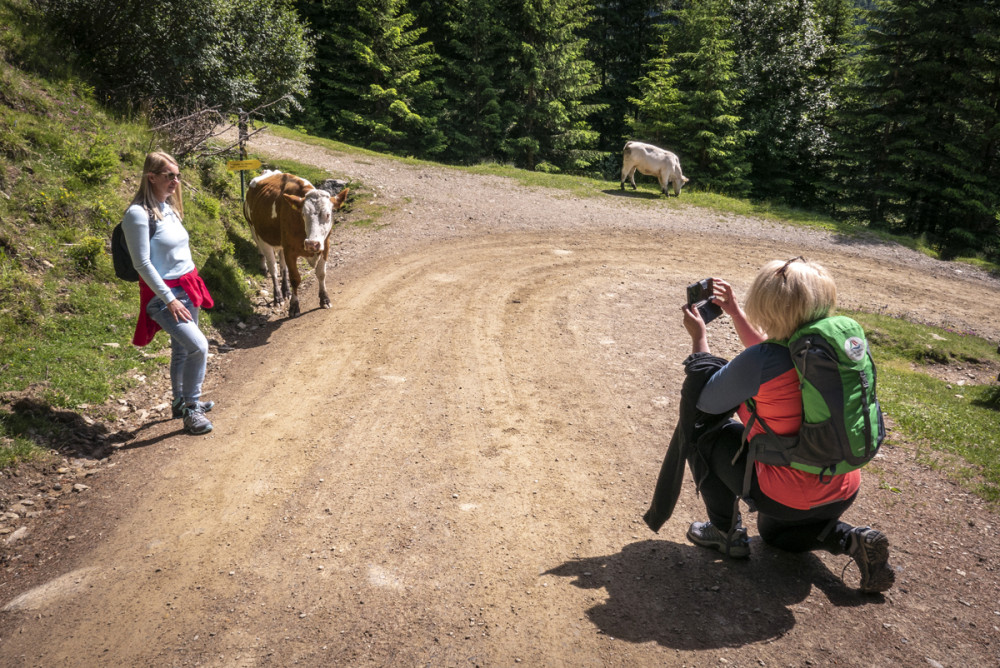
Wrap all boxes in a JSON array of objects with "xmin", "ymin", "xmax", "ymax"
[{"xmin": 121, "ymin": 202, "xmax": 212, "ymax": 346}]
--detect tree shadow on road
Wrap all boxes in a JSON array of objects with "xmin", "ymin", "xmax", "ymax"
[
  {"xmin": 111, "ymin": 418, "xmax": 184, "ymax": 451},
  {"xmin": 545, "ymin": 539, "xmax": 881, "ymax": 650}
]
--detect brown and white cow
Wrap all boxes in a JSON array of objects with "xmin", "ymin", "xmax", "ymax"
[
  {"xmin": 243, "ymin": 170, "xmax": 349, "ymax": 317},
  {"xmin": 620, "ymin": 140, "xmax": 689, "ymax": 196}
]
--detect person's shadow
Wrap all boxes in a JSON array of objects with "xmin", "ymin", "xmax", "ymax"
[{"xmin": 545, "ymin": 539, "xmax": 880, "ymax": 649}]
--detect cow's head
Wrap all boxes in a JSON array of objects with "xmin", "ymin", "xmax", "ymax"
[
  {"xmin": 282, "ymin": 187, "xmax": 350, "ymax": 253},
  {"xmin": 672, "ymin": 175, "xmax": 690, "ymax": 197}
]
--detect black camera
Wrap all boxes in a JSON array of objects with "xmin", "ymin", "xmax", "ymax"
[{"xmin": 686, "ymin": 278, "xmax": 723, "ymax": 324}]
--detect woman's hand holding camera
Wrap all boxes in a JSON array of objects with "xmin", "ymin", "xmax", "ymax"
[
  {"xmin": 681, "ymin": 277, "xmax": 754, "ymax": 354},
  {"xmin": 711, "ymin": 278, "xmax": 740, "ymax": 317},
  {"xmin": 709, "ymin": 277, "xmax": 767, "ymax": 347}
]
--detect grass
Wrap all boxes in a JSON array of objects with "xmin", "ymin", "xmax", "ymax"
[
  {"xmin": 848, "ymin": 310, "xmax": 1000, "ymax": 502},
  {"xmin": 0, "ymin": 16, "xmax": 264, "ymax": 463}
]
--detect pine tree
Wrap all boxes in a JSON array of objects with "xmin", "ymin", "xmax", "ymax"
[
  {"xmin": 295, "ymin": 0, "xmax": 446, "ymax": 157},
  {"xmin": 583, "ymin": 0, "xmax": 665, "ymax": 155},
  {"xmin": 727, "ymin": 0, "xmax": 844, "ymax": 204},
  {"xmin": 501, "ymin": 0, "xmax": 605, "ymax": 172},
  {"xmin": 810, "ymin": 0, "xmax": 865, "ymax": 210},
  {"xmin": 422, "ymin": 0, "xmax": 513, "ymax": 164},
  {"xmin": 840, "ymin": 0, "xmax": 1000, "ymax": 258},
  {"xmin": 629, "ymin": 0, "xmax": 750, "ymax": 194}
]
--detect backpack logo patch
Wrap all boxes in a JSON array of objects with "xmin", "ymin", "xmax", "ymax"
[{"xmin": 844, "ymin": 336, "xmax": 866, "ymax": 362}]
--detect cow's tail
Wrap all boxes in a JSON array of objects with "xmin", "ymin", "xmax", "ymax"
[
  {"xmin": 242, "ymin": 193, "xmax": 254, "ymax": 228},
  {"xmin": 241, "ymin": 192, "xmax": 264, "ymax": 251}
]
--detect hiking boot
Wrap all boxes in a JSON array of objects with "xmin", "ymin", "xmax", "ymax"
[
  {"xmin": 847, "ymin": 527, "xmax": 895, "ymax": 593},
  {"xmin": 687, "ymin": 520, "xmax": 750, "ymax": 559},
  {"xmin": 172, "ymin": 397, "xmax": 214, "ymax": 419},
  {"xmin": 182, "ymin": 404, "xmax": 214, "ymax": 435}
]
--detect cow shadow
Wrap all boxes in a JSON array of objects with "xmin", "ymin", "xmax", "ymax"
[
  {"xmin": 226, "ymin": 313, "xmax": 287, "ymax": 351},
  {"xmin": 544, "ymin": 539, "xmax": 878, "ymax": 650},
  {"xmin": 224, "ymin": 297, "xmax": 349, "ymax": 351},
  {"xmin": 602, "ymin": 188, "xmax": 665, "ymax": 200}
]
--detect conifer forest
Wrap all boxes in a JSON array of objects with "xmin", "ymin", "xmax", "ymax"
[{"xmin": 48, "ymin": 0, "xmax": 1000, "ymax": 260}]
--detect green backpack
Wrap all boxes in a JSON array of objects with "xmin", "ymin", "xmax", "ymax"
[{"xmin": 743, "ymin": 315, "xmax": 886, "ymax": 482}]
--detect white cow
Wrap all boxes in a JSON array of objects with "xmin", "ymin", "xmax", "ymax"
[{"xmin": 620, "ymin": 141, "xmax": 689, "ymax": 196}]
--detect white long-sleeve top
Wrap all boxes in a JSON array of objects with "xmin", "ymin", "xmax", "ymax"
[{"xmin": 121, "ymin": 202, "xmax": 195, "ymax": 304}]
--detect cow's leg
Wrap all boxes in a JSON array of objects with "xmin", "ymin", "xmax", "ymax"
[
  {"xmin": 277, "ymin": 250, "xmax": 291, "ymax": 302},
  {"xmin": 657, "ymin": 172, "xmax": 670, "ymax": 196},
  {"xmin": 254, "ymin": 237, "xmax": 285, "ymax": 307},
  {"xmin": 628, "ymin": 167, "xmax": 638, "ymax": 190},
  {"xmin": 284, "ymin": 249, "xmax": 303, "ymax": 318},
  {"xmin": 620, "ymin": 162, "xmax": 630, "ymax": 190},
  {"xmin": 313, "ymin": 251, "xmax": 331, "ymax": 309}
]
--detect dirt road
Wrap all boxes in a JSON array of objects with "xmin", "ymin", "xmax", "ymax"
[{"xmin": 2, "ymin": 134, "xmax": 999, "ymax": 666}]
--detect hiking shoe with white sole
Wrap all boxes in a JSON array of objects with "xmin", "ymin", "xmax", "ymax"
[
  {"xmin": 846, "ymin": 527, "xmax": 895, "ymax": 593},
  {"xmin": 182, "ymin": 405, "xmax": 214, "ymax": 435},
  {"xmin": 172, "ymin": 397, "xmax": 214, "ymax": 419},
  {"xmin": 687, "ymin": 520, "xmax": 750, "ymax": 559}
]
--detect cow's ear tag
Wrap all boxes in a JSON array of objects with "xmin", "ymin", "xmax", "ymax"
[{"xmin": 283, "ymin": 193, "xmax": 305, "ymax": 211}]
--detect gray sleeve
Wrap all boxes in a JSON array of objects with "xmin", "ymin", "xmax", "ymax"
[
  {"xmin": 695, "ymin": 345, "xmax": 767, "ymax": 413},
  {"xmin": 121, "ymin": 206, "xmax": 173, "ymax": 303}
]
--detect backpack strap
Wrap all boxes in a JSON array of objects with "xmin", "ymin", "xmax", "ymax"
[
  {"xmin": 146, "ymin": 207, "xmax": 158, "ymax": 238},
  {"xmin": 719, "ymin": 401, "xmax": 760, "ymax": 554}
]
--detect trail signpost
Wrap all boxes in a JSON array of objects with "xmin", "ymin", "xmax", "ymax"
[
  {"xmin": 227, "ymin": 159, "xmax": 261, "ymax": 172},
  {"xmin": 228, "ymin": 110, "xmax": 260, "ymax": 201}
]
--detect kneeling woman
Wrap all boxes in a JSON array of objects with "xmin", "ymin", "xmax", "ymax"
[
  {"xmin": 680, "ymin": 258, "xmax": 894, "ymax": 593},
  {"xmin": 122, "ymin": 152, "xmax": 215, "ymax": 435}
]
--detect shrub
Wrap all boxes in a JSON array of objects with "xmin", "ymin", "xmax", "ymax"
[
  {"xmin": 68, "ymin": 235, "xmax": 105, "ymax": 273},
  {"xmin": 71, "ymin": 134, "xmax": 119, "ymax": 185}
]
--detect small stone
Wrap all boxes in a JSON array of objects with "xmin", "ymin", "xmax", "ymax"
[
  {"xmin": 73, "ymin": 484, "xmax": 90, "ymax": 492},
  {"xmin": 5, "ymin": 526, "xmax": 28, "ymax": 545}
]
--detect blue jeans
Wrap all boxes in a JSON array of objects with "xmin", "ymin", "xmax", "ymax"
[{"xmin": 147, "ymin": 287, "xmax": 209, "ymax": 405}]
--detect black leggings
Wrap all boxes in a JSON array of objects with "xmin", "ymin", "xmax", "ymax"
[{"xmin": 691, "ymin": 420, "xmax": 856, "ymax": 555}]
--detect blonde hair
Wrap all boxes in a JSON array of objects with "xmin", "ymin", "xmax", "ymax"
[
  {"xmin": 130, "ymin": 151, "xmax": 183, "ymax": 220},
  {"xmin": 744, "ymin": 258, "xmax": 837, "ymax": 339}
]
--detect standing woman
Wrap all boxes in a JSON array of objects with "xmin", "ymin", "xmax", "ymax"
[{"xmin": 123, "ymin": 152, "xmax": 215, "ymax": 434}]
